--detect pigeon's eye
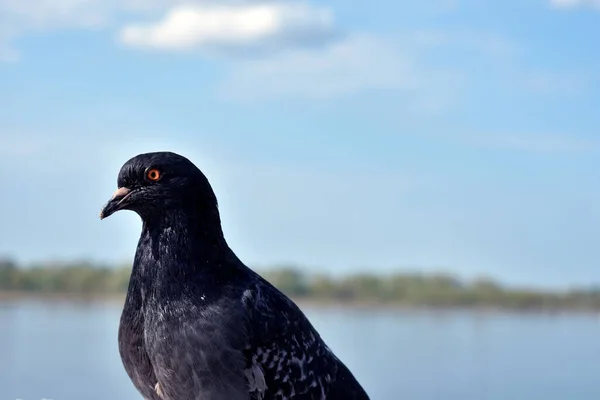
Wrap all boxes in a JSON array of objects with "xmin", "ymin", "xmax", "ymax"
[{"xmin": 146, "ymin": 168, "xmax": 161, "ymax": 182}]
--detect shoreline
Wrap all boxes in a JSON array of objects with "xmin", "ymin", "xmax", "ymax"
[{"xmin": 1, "ymin": 291, "xmax": 598, "ymax": 316}]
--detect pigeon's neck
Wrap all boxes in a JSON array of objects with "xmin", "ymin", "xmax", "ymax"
[
  {"xmin": 160, "ymin": 206, "xmax": 223, "ymax": 237},
  {"xmin": 135, "ymin": 209, "xmax": 231, "ymax": 284}
]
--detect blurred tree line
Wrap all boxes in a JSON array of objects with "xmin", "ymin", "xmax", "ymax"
[{"xmin": 1, "ymin": 258, "xmax": 600, "ymax": 311}]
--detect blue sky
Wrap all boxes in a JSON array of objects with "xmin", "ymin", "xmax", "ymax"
[{"xmin": 1, "ymin": 0, "xmax": 600, "ymax": 288}]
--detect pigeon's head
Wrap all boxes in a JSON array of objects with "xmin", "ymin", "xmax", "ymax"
[{"xmin": 99, "ymin": 151, "xmax": 218, "ymax": 221}]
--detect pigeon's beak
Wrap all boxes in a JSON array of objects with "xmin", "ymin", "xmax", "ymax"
[{"xmin": 99, "ymin": 187, "xmax": 132, "ymax": 220}]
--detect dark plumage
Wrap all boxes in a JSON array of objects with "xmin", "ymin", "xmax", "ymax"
[{"xmin": 99, "ymin": 151, "xmax": 370, "ymax": 400}]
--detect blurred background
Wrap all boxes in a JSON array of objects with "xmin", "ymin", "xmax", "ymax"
[{"xmin": 1, "ymin": 0, "xmax": 600, "ymax": 399}]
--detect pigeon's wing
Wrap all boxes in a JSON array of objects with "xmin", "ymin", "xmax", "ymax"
[
  {"xmin": 145, "ymin": 297, "xmax": 251, "ymax": 400},
  {"xmin": 241, "ymin": 279, "xmax": 340, "ymax": 400}
]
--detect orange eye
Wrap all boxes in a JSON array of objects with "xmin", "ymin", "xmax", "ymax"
[{"xmin": 146, "ymin": 168, "xmax": 161, "ymax": 181}]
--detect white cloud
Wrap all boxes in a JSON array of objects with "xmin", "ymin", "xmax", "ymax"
[
  {"xmin": 216, "ymin": 27, "xmax": 583, "ymax": 107},
  {"xmin": 0, "ymin": 0, "xmax": 335, "ymax": 59},
  {"xmin": 0, "ymin": 0, "xmax": 174, "ymax": 59},
  {"xmin": 0, "ymin": 0, "xmax": 154, "ymax": 30},
  {"xmin": 550, "ymin": 0, "xmax": 600, "ymax": 8},
  {"xmin": 119, "ymin": 2, "xmax": 335, "ymax": 53},
  {"xmin": 218, "ymin": 33, "xmax": 464, "ymax": 105},
  {"xmin": 0, "ymin": 0, "xmax": 585, "ymax": 111}
]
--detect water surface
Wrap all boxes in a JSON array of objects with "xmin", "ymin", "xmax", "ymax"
[{"xmin": 1, "ymin": 300, "xmax": 599, "ymax": 400}]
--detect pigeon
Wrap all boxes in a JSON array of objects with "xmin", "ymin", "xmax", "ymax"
[{"xmin": 99, "ymin": 151, "xmax": 370, "ymax": 400}]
